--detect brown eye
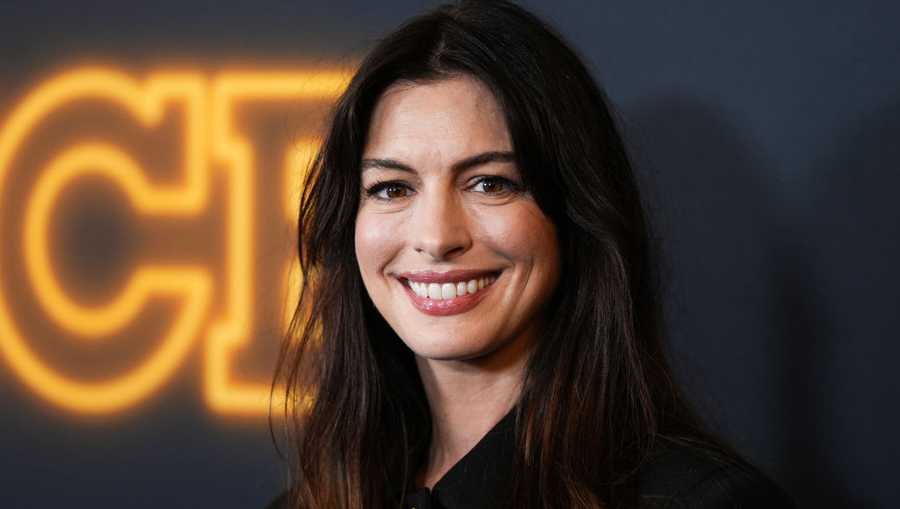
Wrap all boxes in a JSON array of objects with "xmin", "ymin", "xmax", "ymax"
[
  {"xmin": 365, "ymin": 181, "xmax": 412, "ymax": 201},
  {"xmin": 383, "ymin": 183, "xmax": 407, "ymax": 198},
  {"xmin": 480, "ymin": 179, "xmax": 504, "ymax": 194},
  {"xmin": 470, "ymin": 176, "xmax": 520, "ymax": 196}
]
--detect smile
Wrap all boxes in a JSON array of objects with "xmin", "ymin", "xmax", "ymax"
[
  {"xmin": 407, "ymin": 274, "xmax": 497, "ymax": 299},
  {"xmin": 397, "ymin": 270, "xmax": 501, "ymax": 316}
]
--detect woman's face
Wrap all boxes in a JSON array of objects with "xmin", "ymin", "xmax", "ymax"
[{"xmin": 355, "ymin": 75, "xmax": 560, "ymax": 365}]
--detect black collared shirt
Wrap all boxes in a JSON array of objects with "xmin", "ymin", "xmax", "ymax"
[
  {"xmin": 265, "ymin": 408, "xmax": 796, "ymax": 508},
  {"xmin": 401, "ymin": 408, "xmax": 517, "ymax": 509}
]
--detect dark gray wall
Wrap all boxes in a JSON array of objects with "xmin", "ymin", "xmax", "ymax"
[{"xmin": 1, "ymin": 1, "xmax": 897, "ymax": 507}]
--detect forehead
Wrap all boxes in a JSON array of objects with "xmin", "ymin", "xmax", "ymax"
[{"xmin": 363, "ymin": 75, "xmax": 512, "ymax": 160}]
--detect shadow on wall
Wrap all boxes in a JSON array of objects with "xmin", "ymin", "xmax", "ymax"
[
  {"xmin": 799, "ymin": 98, "xmax": 900, "ymax": 507},
  {"xmin": 619, "ymin": 93, "xmax": 849, "ymax": 507}
]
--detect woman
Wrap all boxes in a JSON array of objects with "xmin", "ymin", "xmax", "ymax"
[{"xmin": 269, "ymin": 1, "xmax": 794, "ymax": 508}]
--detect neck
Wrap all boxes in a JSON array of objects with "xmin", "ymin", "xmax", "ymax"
[{"xmin": 414, "ymin": 335, "xmax": 533, "ymax": 489}]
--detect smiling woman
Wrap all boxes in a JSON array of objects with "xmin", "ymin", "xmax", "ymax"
[
  {"xmin": 268, "ymin": 1, "xmax": 794, "ymax": 508},
  {"xmin": 356, "ymin": 76, "xmax": 560, "ymax": 369}
]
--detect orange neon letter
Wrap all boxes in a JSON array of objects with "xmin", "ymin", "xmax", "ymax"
[{"xmin": 0, "ymin": 68, "xmax": 212, "ymax": 414}]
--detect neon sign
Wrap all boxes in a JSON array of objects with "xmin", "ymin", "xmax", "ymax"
[{"xmin": 0, "ymin": 67, "xmax": 350, "ymax": 416}]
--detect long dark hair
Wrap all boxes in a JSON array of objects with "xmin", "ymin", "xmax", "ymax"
[{"xmin": 273, "ymin": 1, "xmax": 742, "ymax": 508}]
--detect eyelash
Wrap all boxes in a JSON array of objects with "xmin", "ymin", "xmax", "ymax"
[{"xmin": 364, "ymin": 176, "xmax": 522, "ymax": 201}]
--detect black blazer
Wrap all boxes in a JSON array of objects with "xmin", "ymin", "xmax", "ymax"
[{"xmin": 265, "ymin": 408, "xmax": 795, "ymax": 508}]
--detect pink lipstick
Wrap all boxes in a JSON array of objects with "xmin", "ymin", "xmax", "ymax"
[{"xmin": 397, "ymin": 270, "xmax": 500, "ymax": 316}]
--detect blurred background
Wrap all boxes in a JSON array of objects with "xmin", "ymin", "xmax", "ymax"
[{"xmin": 1, "ymin": 1, "xmax": 898, "ymax": 507}]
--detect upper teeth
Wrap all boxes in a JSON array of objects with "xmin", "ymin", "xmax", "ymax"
[{"xmin": 408, "ymin": 275, "xmax": 497, "ymax": 299}]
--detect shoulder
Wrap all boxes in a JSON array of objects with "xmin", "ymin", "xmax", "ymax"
[
  {"xmin": 262, "ymin": 491, "xmax": 287, "ymax": 509},
  {"xmin": 637, "ymin": 442, "xmax": 796, "ymax": 509}
]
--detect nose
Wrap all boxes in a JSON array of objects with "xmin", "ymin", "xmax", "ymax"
[{"xmin": 410, "ymin": 188, "xmax": 472, "ymax": 261}]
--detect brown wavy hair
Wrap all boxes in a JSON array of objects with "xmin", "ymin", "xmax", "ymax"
[{"xmin": 272, "ymin": 1, "xmax": 741, "ymax": 507}]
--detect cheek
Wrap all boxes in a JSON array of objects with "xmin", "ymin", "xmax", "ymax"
[
  {"xmin": 354, "ymin": 210, "xmax": 402, "ymax": 278},
  {"xmin": 474, "ymin": 203, "xmax": 559, "ymax": 265}
]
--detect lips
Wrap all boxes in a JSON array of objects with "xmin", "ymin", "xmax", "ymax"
[
  {"xmin": 397, "ymin": 269, "xmax": 501, "ymax": 316},
  {"xmin": 397, "ymin": 268, "xmax": 501, "ymax": 284}
]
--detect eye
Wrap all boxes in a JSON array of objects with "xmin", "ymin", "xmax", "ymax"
[
  {"xmin": 364, "ymin": 180, "xmax": 413, "ymax": 201},
  {"xmin": 469, "ymin": 176, "xmax": 521, "ymax": 196}
]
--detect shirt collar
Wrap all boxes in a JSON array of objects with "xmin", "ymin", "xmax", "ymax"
[{"xmin": 400, "ymin": 406, "xmax": 517, "ymax": 509}]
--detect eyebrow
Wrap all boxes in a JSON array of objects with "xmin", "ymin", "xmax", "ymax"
[{"xmin": 360, "ymin": 150, "xmax": 515, "ymax": 174}]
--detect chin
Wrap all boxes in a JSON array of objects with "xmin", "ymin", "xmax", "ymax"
[{"xmin": 402, "ymin": 334, "xmax": 495, "ymax": 362}]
